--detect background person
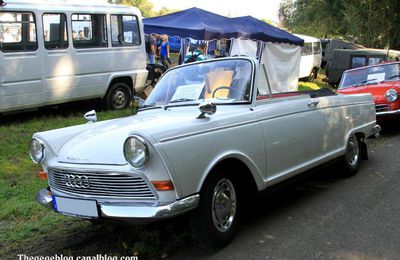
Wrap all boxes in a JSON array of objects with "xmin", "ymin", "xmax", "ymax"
[
  {"xmin": 159, "ymin": 34, "xmax": 170, "ymax": 69},
  {"xmin": 146, "ymin": 33, "xmax": 157, "ymax": 64},
  {"xmin": 184, "ymin": 42, "xmax": 208, "ymax": 63},
  {"xmin": 78, "ymin": 30, "xmax": 87, "ymax": 40},
  {"xmin": 2, "ymin": 28, "xmax": 14, "ymax": 43}
]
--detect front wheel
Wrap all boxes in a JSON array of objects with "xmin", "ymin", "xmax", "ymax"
[
  {"xmin": 104, "ymin": 82, "xmax": 132, "ymax": 110},
  {"xmin": 189, "ymin": 171, "xmax": 240, "ymax": 247}
]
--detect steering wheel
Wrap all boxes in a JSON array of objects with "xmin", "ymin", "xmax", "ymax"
[{"xmin": 212, "ymin": 86, "xmax": 242, "ymax": 99}]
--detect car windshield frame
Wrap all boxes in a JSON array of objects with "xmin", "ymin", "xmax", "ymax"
[
  {"xmin": 142, "ymin": 58, "xmax": 255, "ymax": 109},
  {"xmin": 339, "ymin": 62, "xmax": 400, "ymax": 89}
]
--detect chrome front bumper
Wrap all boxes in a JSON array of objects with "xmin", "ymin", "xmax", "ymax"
[
  {"xmin": 376, "ymin": 109, "xmax": 400, "ymax": 116},
  {"xmin": 36, "ymin": 188, "xmax": 199, "ymax": 221}
]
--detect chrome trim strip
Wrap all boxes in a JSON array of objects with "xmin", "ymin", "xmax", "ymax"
[{"xmin": 160, "ymin": 101, "xmax": 374, "ymax": 143}]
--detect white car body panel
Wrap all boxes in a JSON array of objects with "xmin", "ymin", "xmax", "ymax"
[{"xmin": 32, "ymin": 57, "xmax": 378, "ymax": 221}]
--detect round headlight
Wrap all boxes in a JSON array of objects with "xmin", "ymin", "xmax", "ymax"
[
  {"xmin": 123, "ymin": 136, "xmax": 149, "ymax": 168},
  {"xmin": 29, "ymin": 138, "xmax": 45, "ymax": 164},
  {"xmin": 385, "ymin": 89, "xmax": 398, "ymax": 102}
]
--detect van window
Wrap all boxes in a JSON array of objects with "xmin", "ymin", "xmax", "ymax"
[
  {"xmin": 301, "ymin": 42, "xmax": 312, "ymax": 56},
  {"xmin": 111, "ymin": 15, "xmax": 140, "ymax": 46},
  {"xmin": 351, "ymin": 57, "xmax": 366, "ymax": 68},
  {"xmin": 312, "ymin": 41, "xmax": 321, "ymax": 55},
  {"xmin": 72, "ymin": 14, "xmax": 107, "ymax": 48},
  {"xmin": 43, "ymin": 13, "xmax": 68, "ymax": 50},
  {"xmin": 0, "ymin": 11, "xmax": 37, "ymax": 52},
  {"xmin": 368, "ymin": 57, "xmax": 383, "ymax": 65}
]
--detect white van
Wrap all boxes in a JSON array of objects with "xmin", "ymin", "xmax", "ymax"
[
  {"xmin": 295, "ymin": 34, "xmax": 322, "ymax": 82},
  {"xmin": 0, "ymin": 0, "xmax": 148, "ymax": 113}
]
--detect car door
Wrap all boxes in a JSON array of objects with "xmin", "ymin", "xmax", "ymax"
[{"xmin": 254, "ymin": 94, "xmax": 325, "ymax": 182}]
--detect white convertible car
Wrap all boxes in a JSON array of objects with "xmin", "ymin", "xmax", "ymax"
[{"xmin": 31, "ymin": 57, "xmax": 380, "ymax": 247}]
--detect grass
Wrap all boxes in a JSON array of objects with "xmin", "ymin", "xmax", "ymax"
[
  {"xmin": 0, "ymin": 71, "xmax": 329, "ymax": 259},
  {"xmin": 0, "ymin": 103, "xmax": 183, "ymax": 259}
]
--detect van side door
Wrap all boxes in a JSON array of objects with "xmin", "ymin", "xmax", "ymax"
[
  {"xmin": 0, "ymin": 10, "xmax": 42, "ymax": 112},
  {"xmin": 41, "ymin": 12, "xmax": 73, "ymax": 104}
]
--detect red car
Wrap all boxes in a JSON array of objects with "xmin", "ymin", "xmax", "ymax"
[{"xmin": 337, "ymin": 61, "xmax": 400, "ymax": 117}]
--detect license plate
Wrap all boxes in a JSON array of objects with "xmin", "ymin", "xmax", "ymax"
[{"xmin": 53, "ymin": 196, "xmax": 99, "ymax": 219}]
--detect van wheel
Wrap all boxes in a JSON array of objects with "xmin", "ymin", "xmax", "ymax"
[
  {"xmin": 189, "ymin": 170, "xmax": 240, "ymax": 247},
  {"xmin": 308, "ymin": 69, "xmax": 317, "ymax": 82},
  {"xmin": 337, "ymin": 133, "xmax": 361, "ymax": 177},
  {"xmin": 105, "ymin": 82, "xmax": 131, "ymax": 110}
]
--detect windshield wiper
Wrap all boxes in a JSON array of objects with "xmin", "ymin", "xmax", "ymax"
[
  {"xmin": 359, "ymin": 78, "xmax": 377, "ymax": 84},
  {"xmin": 386, "ymin": 74, "xmax": 400, "ymax": 80},
  {"xmin": 348, "ymin": 78, "xmax": 378, "ymax": 88},
  {"xmin": 169, "ymin": 98, "xmax": 196, "ymax": 104},
  {"xmin": 140, "ymin": 103, "xmax": 164, "ymax": 110}
]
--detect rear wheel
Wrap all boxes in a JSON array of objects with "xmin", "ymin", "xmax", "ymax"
[
  {"xmin": 104, "ymin": 82, "xmax": 131, "ymax": 110},
  {"xmin": 337, "ymin": 133, "xmax": 361, "ymax": 177},
  {"xmin": 190, "ymin": 170, "xmax": 240, "ymax": 247}
]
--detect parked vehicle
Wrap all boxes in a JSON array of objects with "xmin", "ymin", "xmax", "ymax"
[
  {"xmin": 0, "ymin": 0, "xmax": 148, "ymax": 113},
  {"xmin": 325, "ymin": 48, "xmax": 400, "ymax": 87},
  {"xmin": 295, "ymin": 34, "xmax": 322, "ymax": 82},
  {"xmin": 32, "ymin": 57, "xmax": 380, "ymax": 247},
  {"xmin": 321, "ymin": 39, "xmax": 362, "ymax": 68},
  {"xmin": 337, "ymin": 61, "xmax": 400, "ymax": 117}
]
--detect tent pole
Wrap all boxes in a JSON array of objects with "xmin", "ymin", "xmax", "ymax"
[{"xmin": 262, "ymin": 64, "xmax": 273, "ymax": 99}]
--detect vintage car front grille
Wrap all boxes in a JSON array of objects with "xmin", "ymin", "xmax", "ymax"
[
  {"xmin": 375, "ymin": 104, "xmax": 390, "ymax": 113},
  {"xmin": 47, "ymin": 168, "xmax": 156, "ymax": 199}
]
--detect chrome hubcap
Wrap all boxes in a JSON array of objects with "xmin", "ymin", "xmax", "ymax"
[
  {"xmin": 212, "ymin": 178, "xmax": 237, "ymax": 232},
  {"xmin": 113, "ymin": 89, "xmax": 127, "ymax": 108},
  {"xmin": 346, "ymin": 134, "xmax": 359, "ymax": 167}
]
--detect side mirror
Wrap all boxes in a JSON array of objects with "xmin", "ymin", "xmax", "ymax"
[
  {"xmin": 84, "ymin": 110, "xmax": 97, "ymax": 123},
  {"xmin": 197, "ymin": 101, "xmax": 216, "ymax": 119}
]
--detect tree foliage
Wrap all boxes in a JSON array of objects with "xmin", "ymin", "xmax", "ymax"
[
  {"xmin": 108, "ymin": 0, "xmax": 154, "ymax": 17},
  {"xmin": 279, "ymin": 0, "xmax": 400, "ymax": 49},
  {"xmin": 107, "ymin": 0, "xmax": 178, "ymax": 18}
]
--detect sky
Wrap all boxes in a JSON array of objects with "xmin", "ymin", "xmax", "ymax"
[
  {"xmin": 150, "ymin": 0, "xmax": 283, "ymax": 24},
  {"xmin": 15, "ymin": 0, "xmax": 283, "ymax": 24}
]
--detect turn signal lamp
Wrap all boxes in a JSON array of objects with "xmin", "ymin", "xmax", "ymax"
[{"xmin": 151, "ymin": 180, "xmax": 174, "ymax": 191}]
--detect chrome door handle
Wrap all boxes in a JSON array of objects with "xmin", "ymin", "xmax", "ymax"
[{"xmin": 307, "ymin": 101, "xmax": 319, "ymax": 108}]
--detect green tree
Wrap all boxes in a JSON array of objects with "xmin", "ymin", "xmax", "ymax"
[
  {"xmin": 153, "ymin": 6, "xmax": 180, "ymax": 16},
  {"xmin": 279, "ymin": 0, "xmax": 400, "ymax": 49},
  {"xmin": 107, "ymin": 0, "xmax": 154, "ymax": 17}
]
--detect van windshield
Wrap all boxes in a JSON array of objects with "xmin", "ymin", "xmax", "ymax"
[{"xmin": 144, "ymin": 59, "xmax": 253, "ymax": 107}]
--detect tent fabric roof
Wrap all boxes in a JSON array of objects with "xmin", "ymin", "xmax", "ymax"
[{"xmin": 143, "ymin": 7, "xmax": 303, "ymax": 46}]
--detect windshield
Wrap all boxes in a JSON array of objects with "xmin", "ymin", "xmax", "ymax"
[
  {"xmin": 144, "ymin": 59, "xmax": 253, "ymax": 107},
  {"xmin": 339, "ymin": 62, "xmax": 400, "ymax": 89}
]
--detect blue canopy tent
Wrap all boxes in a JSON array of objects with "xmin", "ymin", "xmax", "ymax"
[
  {"xmin": 230, "ymin": 16, "xmax": 303, "ymax": 46},
  {"xmin": 143, "ymin": 7, "xmax": 304, "ymax": 92},
  {"xmin": 143, "ymin": 7, "xmax": 303, "ymax": 46}
]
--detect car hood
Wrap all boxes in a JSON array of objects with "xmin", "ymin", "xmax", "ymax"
[
  {"xmin": 40, "ymin": 106, "xmax": 250, "ymax": 165},
  {"xmin": 338, "ymin": 82, "xmax": 400, "ymax": 103}
]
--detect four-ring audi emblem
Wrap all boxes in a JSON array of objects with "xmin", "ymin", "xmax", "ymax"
[{"xmin": 64, "ymin": 174, "xmax": 90, "ymax": 189}]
